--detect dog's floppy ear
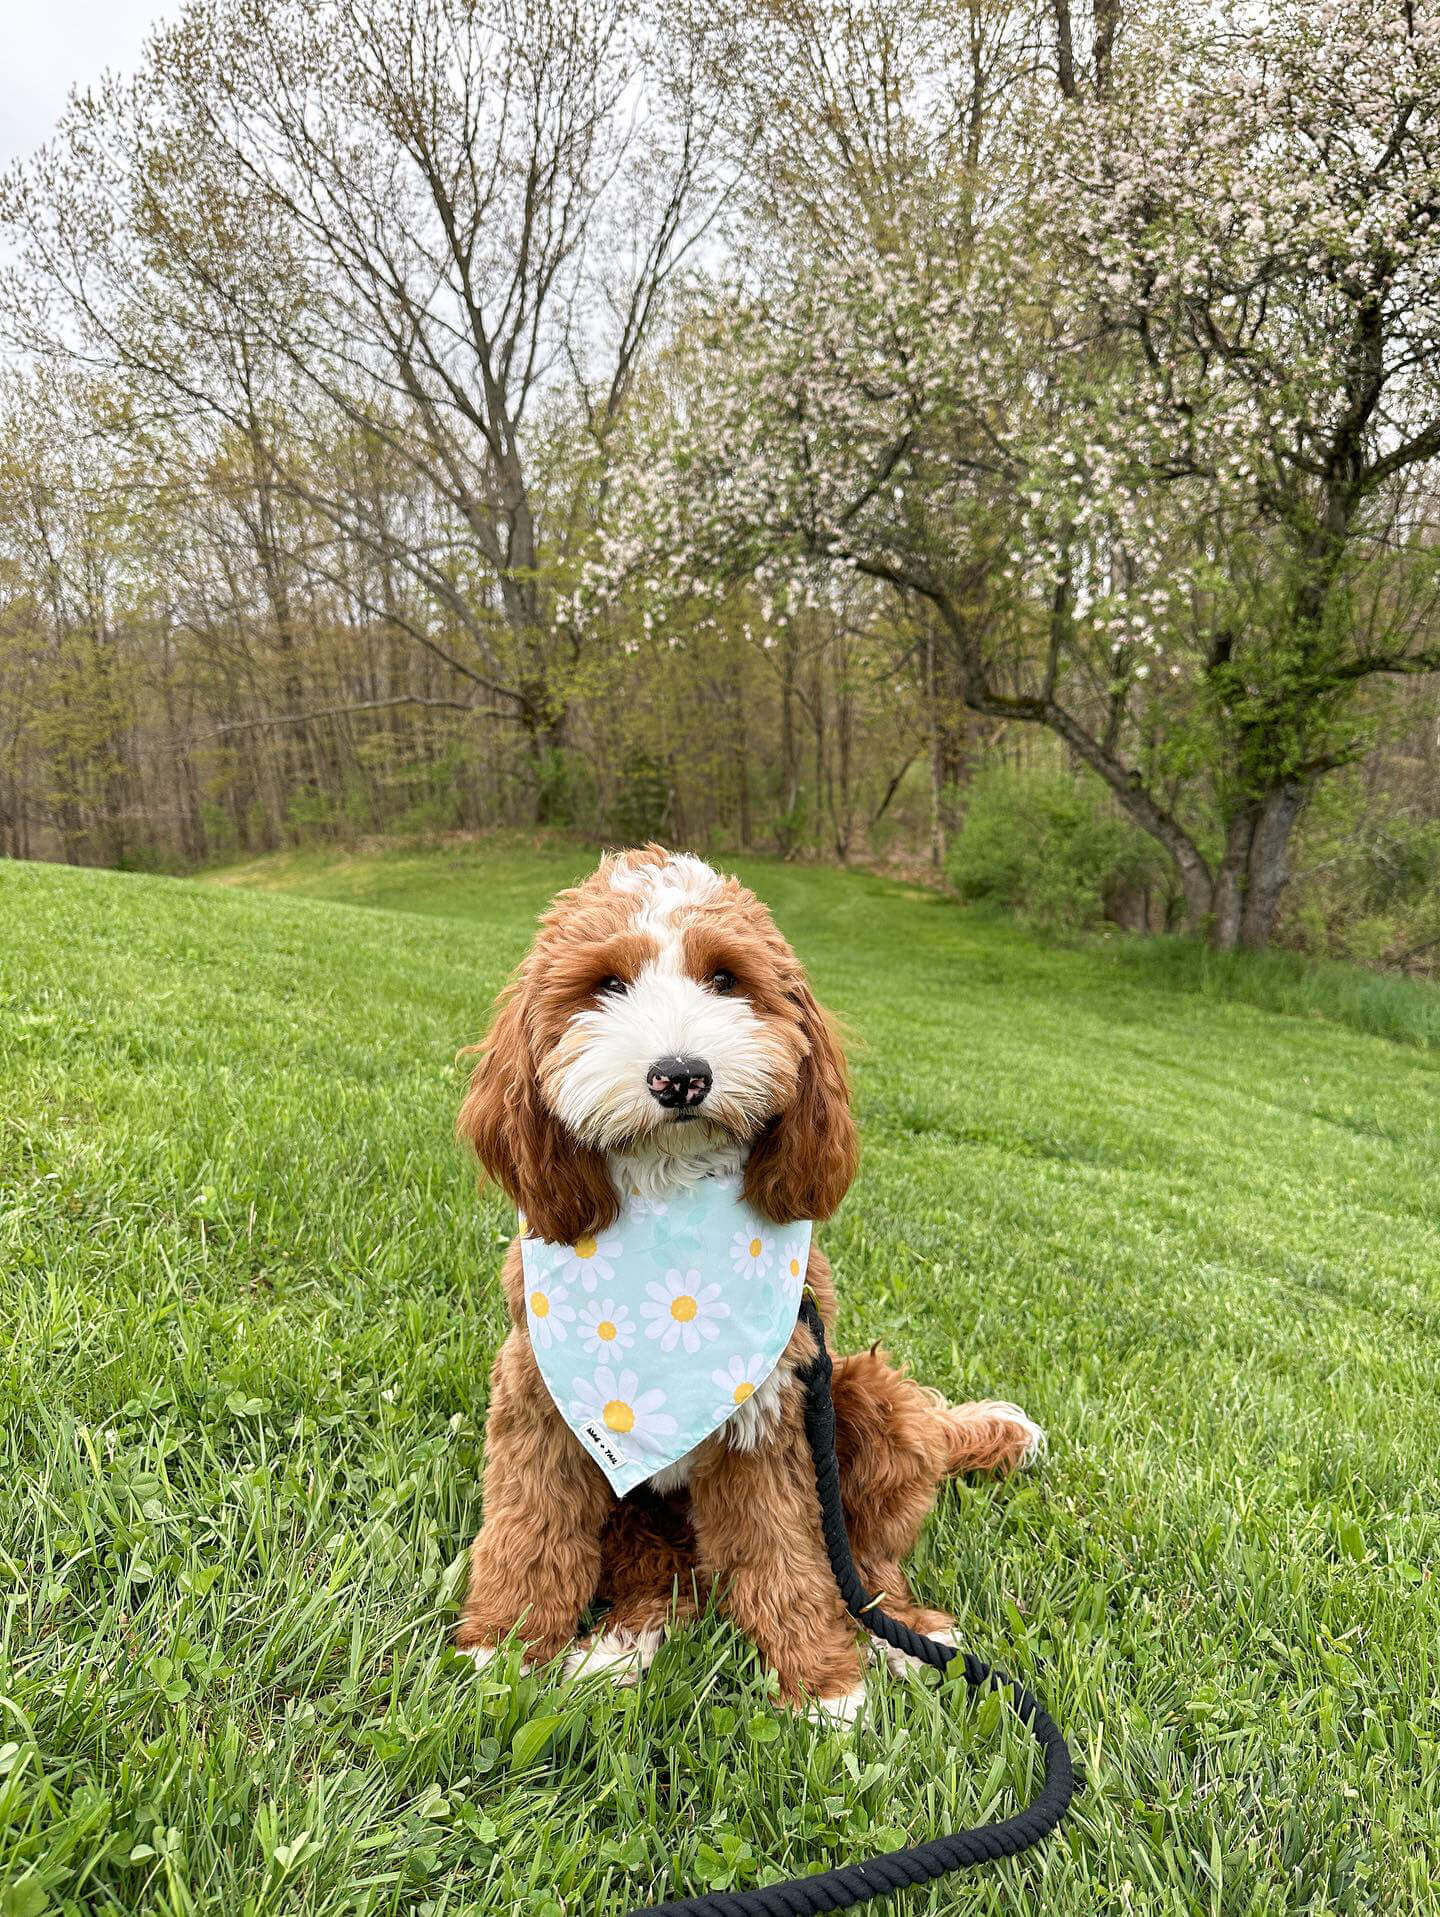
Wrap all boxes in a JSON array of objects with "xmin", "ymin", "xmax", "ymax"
[
  {"xmin": 743, "ymin": 980, "xmax": 858, "ymax": 1224},
  {"xmin": 457, "ymin": 970, "xmax": 618, "ymax": 1247}
]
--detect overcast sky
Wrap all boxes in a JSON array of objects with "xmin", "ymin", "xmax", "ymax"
[{"xmin": 1, "ymin": 0, "xmax": 170, "ymax": 168}]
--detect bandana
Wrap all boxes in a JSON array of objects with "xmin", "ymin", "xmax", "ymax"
[{"xmin": 520, "ymin": 1174, "xmax": 811, "ymax": 1496}]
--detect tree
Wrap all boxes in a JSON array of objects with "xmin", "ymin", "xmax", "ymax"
[
  {"xmin": 2, "ymin": 0, "xmax": 733, "ymax": 814},
  {"xmin": 1053, "ymin": 0, "xmax": 1440, "ymax": 946},
  {"xmin": 0, "ymin": 377, "xmax": 141, "ymax": 867},
  {"xmin": 598, "ymin": 0, "xmax": 1440, "ymax": 946}
]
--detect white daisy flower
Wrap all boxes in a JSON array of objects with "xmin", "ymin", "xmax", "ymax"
[
  {"xmin": 526, "ymin": 1278, "xmax": 575, "ymax": 1350},
  {"xmin": 779, "ymin": 1239, "xmax": 807, "ymax": 1285},
  {"xmin": 729, "ymin": 1227, "xmax": 773, "ymax": 1280},
  {"xmin": 577, "ymin": 1296, "xmax": 636, "ymax": 1358},
  {"xmin": 555, "ymin": 1231, "xmax": 624, "ymax": 1293},
  {"xmin": 640, "ymin": 1268, "xmax": 730, "ymax": 1354},
  {"xmin": 570, "ymin": 1367, "xmax": 677, "ymax": 1456},
  {"xmin": 711, "ymin": 1352, "xmax": 770, "ymax": 1421}
]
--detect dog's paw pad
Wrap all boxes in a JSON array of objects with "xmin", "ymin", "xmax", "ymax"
[{"xmin": 562, "ymin": 1625, "xmax": 664, "ymax": 1687}]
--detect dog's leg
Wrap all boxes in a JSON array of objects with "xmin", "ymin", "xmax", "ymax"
[
  {"xmin": 456, "ymin": 1329, "xmax": 613, "ymax": 1671},
  {"xmin": 833, "ymin": 1352, "xmax": 961, "ymax": 1676},
  {"xmin": 847, "ymin": 1555, "xmax": 959, "ymax": 1675},
  {"xmin": 566, "ymin": 1489, "xmax": 703, "ymax": 1685},
  {"xmin": 932, "ymin": 1397, "xmax": 1045, "ymax": 1475},
  {"xmin": 828, "ymin": 1346, "xmax": 960, "ymax": 1578},
  {"xmin": 829, "ymin": 1347, "xmax": 1041, "ymax": 1672},
  {"xmin": 687, "ymin": 1380, "xmax": 865, "ymax": 1723},
  {"xmin": 851, "ymin": 1557, "xmax": 955, "ymax": 1639},
  {"xmin": 831, "ymin": 1347, "xmax": 1041, "ymax": 1559}
]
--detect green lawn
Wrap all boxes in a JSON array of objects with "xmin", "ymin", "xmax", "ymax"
[{"xmin": 2, "ymin": 842, "xmax": 1437, "ymax": 1916}]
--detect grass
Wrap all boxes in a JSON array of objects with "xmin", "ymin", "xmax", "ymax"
[
  {"xmin": 1102, "ymin": 932, "xmax": 1440, "ymax": 1052},
  {"xmin": 2, "ymin": 841, "xmax": 1437, "ymax": 1917}
]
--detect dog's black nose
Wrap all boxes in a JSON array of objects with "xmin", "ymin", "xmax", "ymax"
[{"xmin": 647, "ymin": 1055, "xmax": 712, "ymax": 1110}]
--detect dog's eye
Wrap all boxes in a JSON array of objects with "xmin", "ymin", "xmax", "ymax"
[
  {"xmin": 709, "ymin": 968, "xmax": 737, "ymax": 995},
  {"xmin": 595, "ymin": 975, "xmax": 627, "ymax": 998}
]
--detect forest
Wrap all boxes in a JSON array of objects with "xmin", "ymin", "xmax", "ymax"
[{"xmin": 3, "ymin": 0, "xmax": 1440, "ymax": 959}]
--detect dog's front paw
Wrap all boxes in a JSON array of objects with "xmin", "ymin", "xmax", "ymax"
[
  {"xmin": 458, "ymin": 1642, "xmax": 532, "ymax": 1678},
  {"xmin": 878, "ymin": 1625, "xmax": 956, "ymax": 1678},
  {"xmin": 800, "ymin": 1678, "xmax": 868, "ymax": 1730},
  {"xmin": 562, "ymin": 1623, "xmax": 665, "ymax": 1687}
]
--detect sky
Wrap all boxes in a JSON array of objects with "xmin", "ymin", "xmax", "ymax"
[{"xmin": 0, "ymin": 0, "xmax": 170, "ymax": 168}]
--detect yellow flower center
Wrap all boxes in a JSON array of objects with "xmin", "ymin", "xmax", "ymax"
[
  {"xmin": 789, "ymin": 1257, "xmax": 801, "ymax": 1277},
  {"xmin": 603, "ymin": 1399, "xmax": 635, "ymax": 1434},
  {"xmin": 530, "ymin": 1290, "xmax": 549, "ymax": 1318},
  {"xmin": 596, "ymin": 1319, "xmax": 617, "ymax": 1342},
  {"xmin": 733, "ymin": 1380, "xmax": 755, "ymax": 1404},
  {"xmin": 748, "ymin": 1237, "xmax": 762, "ymax": 1258},
  {"xmin": 670, "ymin": 1294, "xmax": 698, "ymax": 1323},
  {"xmin": 574, "ymin": 1235, "xmax": 598, "ymax": 1260}
]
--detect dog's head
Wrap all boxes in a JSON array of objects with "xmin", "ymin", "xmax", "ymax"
[{"xmin": 458, "ymin": 847, "xmax": 858, "ymax": 1243}]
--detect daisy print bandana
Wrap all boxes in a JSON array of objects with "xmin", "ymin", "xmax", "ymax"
[{"xmin": 520, "ymin": 1175, "xmax": 811, "ymax": 1495}]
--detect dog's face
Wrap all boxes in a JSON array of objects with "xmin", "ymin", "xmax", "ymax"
[{"xmin": 459, "ymin": 848, "xmax": 858, "ymax": 1243}]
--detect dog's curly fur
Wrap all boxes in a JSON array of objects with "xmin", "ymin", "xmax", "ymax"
[{"xmin": 455, "ymin": 847, "xmax": 1040, "ymax": 1712}]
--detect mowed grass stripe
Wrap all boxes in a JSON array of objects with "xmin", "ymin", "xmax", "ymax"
[{"xmin": 1, "ymin": 847, "xmax": 1437, "ymax": 1916}]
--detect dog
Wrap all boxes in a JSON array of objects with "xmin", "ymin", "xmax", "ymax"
[{"xmin": 454, "ymin": 846, "xmax": 1041, "ymax": 1718}]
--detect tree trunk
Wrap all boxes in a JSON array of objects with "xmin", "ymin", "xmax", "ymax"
[
  {"xmin": 1093, "ymin": 0, "xmax": 1120, "ymax": 97},
  {"xmin": 831, "ymin": 637, "xmax": 854, "ymax": 862},
  {"xmin": 926, "ymin": 624, "xmax": 944, "ymax": 869},
  {"xmin": 1208, "ymin": 782, "xmax": 1307, "ymax": 950},
  {"xmin": 811, "ymin": 657, "xmax": 826, "ymax": 859},
  {"xmin": 933, "ymin": 594, "xmax": 1220, "ymax": 933},
  {"xmin": 1210, "ymin": 807, "xmax": 1255, "ymax": 951},
  {"xmin": 1240, "ymin": 781, "xmax": 1306, "ymax": 950},
  {"xmin": 522, "ymin": 691, "xmax": 568, "ymax": 825},
  {"xmin": 730, "ymin": 653, "xmax": 751, "ymax": 850},
  {"xmin": 776, "ymin": 631, "xmax": 802, "ymax": 855},
  {"xmin": 1052, "ymin": 0, "xmax": 1077, "ymax": 98}
]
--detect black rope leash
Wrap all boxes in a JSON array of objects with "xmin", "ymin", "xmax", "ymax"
[{"xmin": 628, "ymin": 1299, "xmax": 1076, "ymax": 1916}]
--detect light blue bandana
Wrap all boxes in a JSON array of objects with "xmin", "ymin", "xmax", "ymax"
[{"xmin": 520, "ymin": 1175, "xmax": 811, "ymax": 1496}]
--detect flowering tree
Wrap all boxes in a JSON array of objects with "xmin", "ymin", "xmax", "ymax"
[
  {"xmin": 1059, "ymin": 0, "xmax": 1440, "ymax": 945},
  {"xmin": 603, "ymin": 0, "xmax": 1440, "ymax": 946}
]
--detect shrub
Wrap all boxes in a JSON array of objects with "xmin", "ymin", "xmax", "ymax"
[
  {"xmin": 1284, "ymin": 799, "xmax": 1440, "ymax": 974},
  {"xmin": 534, "ymin": 746, "xmax": 600, "ymax": 830},
  {"xmin": 946, "ymin": 764, "xmax": 1167, "ymax": 935},
  {"xmin": 612, "ymin": 750, "xmax": 670, "ymax": 843}
]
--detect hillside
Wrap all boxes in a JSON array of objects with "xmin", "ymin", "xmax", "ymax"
[{"xmin": 2, "ymin": 847, "xmax": 1437, "ymax": 1915}]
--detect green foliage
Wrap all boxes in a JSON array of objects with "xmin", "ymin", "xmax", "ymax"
[
  {"xmin": 389, "ymin": 791, "xmax": 461, "ymax": 837},
  {"xmin": 197, "ymin": 800, "xmax": 240, "ymax": 860},
  {"xmin": 383, "ymin": 749, "xmax": 469, "ymax": 838},
  {"xmin": 946, "ymin": 765, "xmax": 1167, "ymax": 934},
  {"xmin": 612, "ymin": 749, "xmax": 670, "ymax": 844},
  {"xmin": 3, "ymin": 845, "xmax": 1438, "ymax": 1914},
  {"xmin": 535, "ymin": 747, "xmax": 599, "ymax": 830},
  {"xmin": 1289, "ymin": 803, "xmax": 1440, "ymax": 971},
  {"xmin": 770, "ymin": 788, "xmax": 810, "ymax": 859},
  {"xmin": 283, "ymin": 785, "xmax": 345, "ymax": 838},
  {"xmin": 110, "ymin": 842, "xmax": 172, "ymax": 875}
]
